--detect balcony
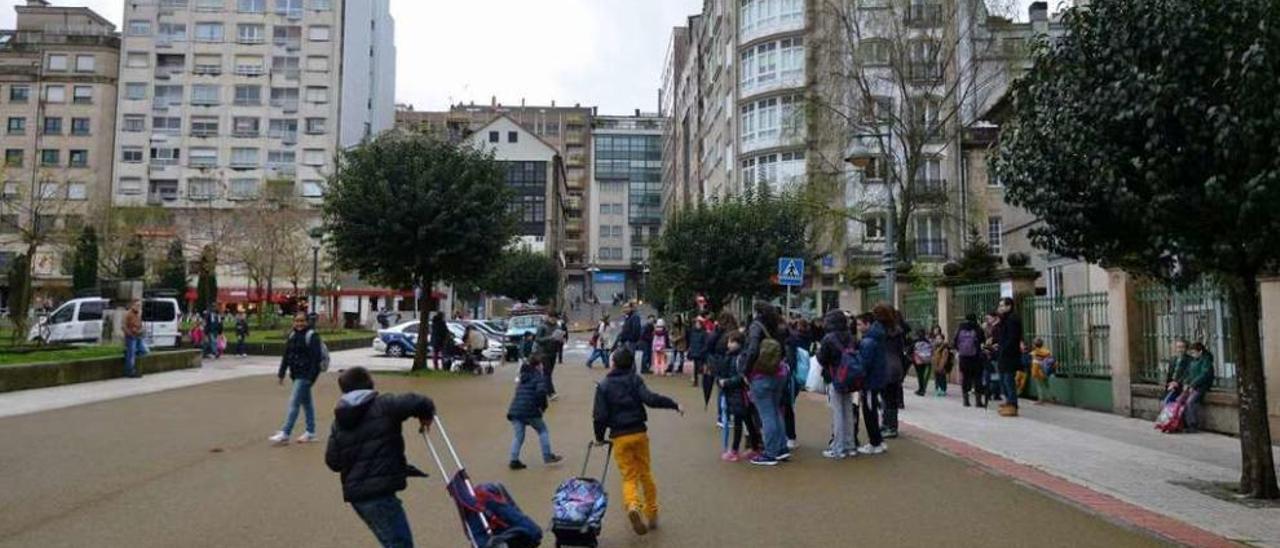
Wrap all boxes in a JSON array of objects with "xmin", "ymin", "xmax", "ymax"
[
  {"xmin": 151, "ymin": 98, "xmax": 177, "ymax": 112},
  {"xmin": 564, "ymin": 132, "xmax": 583, "ymax": 145},
  {"xmin": 275, "ymin": 8, "xmax": 303, "ymax": 19},
  {"xmin": 273, "ymin": 39, "xmax": 301, "ymax": 50},
  {"xmin": 272, "ymin": 68, "xmax": 301, "ymax": 81},
  {"xmin": 566, "ymin": 154, "xmax": 585, "ymax": 168},
  {"xmin": 565, "ymin": 177, "xmax": 584, "ymax": 191},
  {"xmin": 913, "ymin": 238, "xmax": 948, "ymax": 260},
  {"xmin": 267, "ymin": 163, "xmax": 296, "ymax": 176},
  {"xmin": 905, "ymin": 4, "xmax": 943, "ymax": 27},
  {"xmin": 908, "ymin": 63, "xmax": 942, "ymax": 84},
  {"xmin": 906, "ymin": 178, "xmax": 947, "ymax": 204},
  {"xmin": 232, "ymin": 129, "xmax": 260, "ymax": 138},
  {"xmin": 192, "ymin": 64, "xmax": 222, "ymax": 76},
  {"xmin": 271, "ymin": 99, "xmax": 299, "ymax": 112},
  {"xmin": 154, "ymin": 66, "xmax": 183, "ymax": 79},
  {"xmin": 237, "ymin": 36, "xmax": 266, "ymax": 46},
  {"xmin": 565, "ymin": 220, "xmax": 583, "ymax": 233},
  {"xmin": 235, "ymin": 65, "xmax": 265, "ymax": 77},
  {"xmin": 191, "ymin": 128, "xmax": 218, "ymax": 138}
]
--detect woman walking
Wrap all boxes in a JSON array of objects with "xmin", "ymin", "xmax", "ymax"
[{"xmin": 670, "ymin": 315, "xmax": 689, "ymax": 375}]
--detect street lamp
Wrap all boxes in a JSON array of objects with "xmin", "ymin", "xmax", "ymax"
[
  {"xmin": 848, "ymin": 131, "xmax": 898, "ymax": 307},
  {"xmin": 308, "ymin": 227, "xmax": 324, "ymax": 318},
  {"xmin": 585, "ymin": 259, "xmax": 600, "ymax": 324}
]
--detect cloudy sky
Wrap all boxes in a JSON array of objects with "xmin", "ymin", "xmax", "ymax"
[{"xmin": 2, "ymin": 0, "xmax": 1045, "ymax": 115}]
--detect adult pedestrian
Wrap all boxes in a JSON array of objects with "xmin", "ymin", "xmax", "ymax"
[
  {"xmin": 614, "ymin": 302, "xmax": 642, "ymax": 352},
  {"xmin": 122, "ymin": 300, "xmax": 145, "ymax": 379},
  {"xmin": 742, "ymin": 302, "xmax": 788, "ymax": 466},
  {"xmin": 995, "ymin": 297, "xmax": 1024, "ymax": 417},
  {"xmin": 586, "ymin": 315, "xmax": 611, "ymax": 369},
  {"xmin": 270, "ymin": 312, "xmax": 324, "ymax": 445},
  {"xmin": 639, "ymin": 315, "xmax": 656, "ymax": 374},
  {"xmin": 954, "ymin": 314, "xmax": 987, "ymax": 407},
  {"xmin": 325, "ymin": 366, "xmax": 435, "ymax": 548},
  {"xmin": 817, "ymin": 309, "xmax": 856, "ymax": 459},
  {"xmin": 879, "ymin": 308, "xmax": 909, "ymax": 438},
  {"xmin": 234, "ymin": 310, "xmax": 250, "ymax": 357},
  {"xmin": 535, "ymin": 313, "xmax": 564, "ymax": 400},
  {"xmin": 555, "ymin": 316, "xmax": 568, "ymax": 365},
  {"xmin": 670, "ymin": 314, "xmax": 688, "ymax": 374},
  {"xmin": 429, "ymin": 313, "xmax": 451, "ymax": 371},
  {"xmin": 687, "ymin": 313, "xmax": 709, "ymax": 387},
  {"xmin": 856, "ymin": 309, "xmax": 890, "ymax": 455}
]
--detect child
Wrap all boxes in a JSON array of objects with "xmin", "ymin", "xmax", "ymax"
[
  {"xmin": 592, "ymin": 349, "xmax": 683, "ymax": 536},
  {"xmin": 982, "ymin": 312, "xmax": 1002, "ymax": 402},
  {"xmin": 1030, "ymin": 338, "xmax": 1054, "ymax": 404},
  {"xmin": 234, "ymin": 312, "xmax": 250, "ymax": 357},
  {"xmin": 507, "ymin": 354, "xmax": 563, "ymax": 470},
  {"xmin": 325, "ymin": 367, "xmax": 435, "ymax": 548},
  {"xmin": 652, "ymin": 319, "xmax": 670, "ymax": 375},
  {"xmin": 1017, "ymin": 341, "xmax": 1032, "ymax": 396},
  {"xmin": 519, "ymin": 332, "xmax": 535, "ymax": 362},
  {"xmin": 717, "ymin": 331, "xmax": 762, "ymax": 462},
  {"xmin": 190, "ymin": 318, "xmax": 206, "ymax": 354},
  {"xmin": 911, "ymin": 329, "xmax": 933, "ymax": 396},
  {"xmin": 930, "ymin": 327, "xmax": 950, "ymax": 397}
]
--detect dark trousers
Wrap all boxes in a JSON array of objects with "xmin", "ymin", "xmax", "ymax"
[
  {"xmin": 641, "ymin": 346, "xmax": 653, "ymax": 372},
  {"xmin": 543, "ymin": 360, "xmax": 557, "ymax": 396},
  {"xmin": 353, "ymin": 494, "xmax": 414, "ymax": 548},
  {"xmin": 858, "ymin": 390, "xmax": 884, "ymax": 446},
  {"xmin": 881, "ymin": 382, "xmax": 902, "ymax": 430},
  {"xmin": 731, "ymin": 408, "xmax": 763, "ymax": 452},
  {"xmin": 914, "ymin": 363, "xmax": 931, "ymax": 394}
]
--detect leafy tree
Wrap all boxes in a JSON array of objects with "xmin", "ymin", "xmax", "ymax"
[
  {"xmin": 955, "ymin": 228, "xmax": 1001, "ymax": 283},
  {"xmin": 196, "ymin": 244, "xmax": 218, "ymax": 313},
  {"xmin": 120, "ymin": 235, "xmax": 146, "ymax": 279},
  {"xmin": 324, "ymin": 132, "xmax": 516, "ymax": 370},
  {"xmin": 71, "ymin": 226, "xmax": 99, "ymax": 292},
  {"xmin": 649, "ymin": 188, "xmax": 812, "ymax": 312},
  {"xmin": 6, "ymin": 254, "xmax": 30, "ymax": 345},
  {"xmin": 993, "ymin": 0, "xmax": 1279, "ymax": 498},
  {"xmin": 159, "ymin": 240, "xmax": 188, "ymax": 310},
  {"xmin": 480, "ymin": 247, "xmax": 559, "ymax": 305}
]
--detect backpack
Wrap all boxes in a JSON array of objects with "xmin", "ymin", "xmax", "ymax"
[
  {"xmin": 832, "ymin": 344, "xmax": 866, "ymax": 393},
  {"xmin": 754, "ymin": 336, "xmax": 783, "ymax": 376},
  {"xmin": 305, "ymin": 330, "xmax": 331, "ymax": 372},
  {"xmin": 956, "ymin": 327, "xmax": 979, "ymax": 358}
]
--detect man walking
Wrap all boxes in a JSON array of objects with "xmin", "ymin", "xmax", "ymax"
[
  {"xmin": 270, "ymin": 313, "xmax": 324, "ymax": 445},
  {"xmin": 614, "ymin": 303, "xmax": 642, "ymax": 352},
  {"xmin": 535, "ymin": 313, "xmax": 564, "ymax": 400},
  {"xmin": 995, "ymin": 297, "xmax": 1024, "ymax": 417},
  {"xmin": 326, "ymin": 366, "xmax": 436, "ymax": 548},
  {"xmin": 122, "ymin": 300, "xmax": 144, "ymax": 379}
]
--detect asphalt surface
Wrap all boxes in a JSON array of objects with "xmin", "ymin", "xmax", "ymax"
[{"xmin": 0, "ymin": 346, "xmax": 1169, "ymax": 547}]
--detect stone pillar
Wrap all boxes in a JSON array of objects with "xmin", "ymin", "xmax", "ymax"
[
  {"xmin": 1106, "ymin": 269, "xmax": 1141, "ymax": 417},
  {"xmin": 1260, "ymin": 277, "xmax": 1280, "ymax": 441},
  {"xmin": 893, "ymin": 274, "xmax": 913, "ymax": 313},
  {"xmin": 839, "ymin": 287, "xmax": 857, "ymax": 312},
  {"xmin": 936, "ymin": 283, "xmax": 956, "ymax": 333},
  {"xmin": 1001, "ymin": 270, "xmax": 1039, "ymax": 303}
]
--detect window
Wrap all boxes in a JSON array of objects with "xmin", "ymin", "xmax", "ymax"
[
  {"xmin": 67, "ymin": 182, "xmax": 87, "ymax": 201},
  {"xmin": 234, "ymin": 85, "xmax": 262, "ymax": 106},
  {"xmin": 150, "ymin": 146, "xmax": 181, "ymax": 165},
  {"xmin": 154, "ymin": 85, "xmax": 182, "ymax": 105},
  {"xmin": 237, "ymin": 23, "xmax": 265, "ymax": 44},
  {"xmin": 75, "ymin": 55, "xmax": 95, "ymax": 72},
  {"xmin": 307, "ymin": 25, "xmax": 331, "ymax": 41},
  {"xmin": 231, "ymin": 147, "xmax": 259, "ymax": 167},
  {"xmin": 507, "ymin": 131, "xmax": 518, "ymax": 143},
  {"xmin": 153, "ymin": 116, "xmax": 182, "ymax": 135},
  {"xmin": 0, "ymin": 215, "xmax": 16, "ymax": 234},
  {"xmin": 272, "ymin": 56, "xmax": 300, "ymax": 77},
  {"xmin": 852, "ymin": 155, "xmax": 890, "ymax": 181},
  {"xmin": 273, "ymin": 26, "xmax": 302, "ymax": 47},
  {"xmin": 987, "ymin": 168, "xmax": 1002, "ymax": 187},
  {"xmin": 305, "ymin": 56, "xmax": 329, "ymax": 72},
  {"xmin": 988, "ymin": 216, "xmax": 1003, "ymax": 255},
  {"xmin": 237, "ymin": 0, "xmax": 265, "ymax": 12},
  {"xmin": 191, "ymin": 116, "xmax": 219, "ymax": 136},
  {"xmin": 7, "ymin": 117, "xmax": 25, "ymax": 135},
  {"xmin": 188, "ymin": 178, "xmax": 217, "ymax": 200},
  {"xmin": 740, "ymin": 0, "xmax": 804, "ymax": 35},
  {"xmin": 149, "ymin": 179, "xmax": 179, "ymax": 202},
  {"xmin": 304, "ymin": 117, "xmax": 326, "ymax": 134},
  {"xmin": 72, "ymin": 86, "xmax": 93, "ymax": 104},
  {"xmin": 234, "ymin": 117, "xmax": 262, "ymax": 137},
  {"xmin": 511, "ymin": 194, "xmax": 546, "ymax": 224},
  {"xmin": 9, "ymin": 85, "xmax": 29, "ymax": 103},
  {"xmin": 117, "ymin": 177, "xmax": 143, "ymax": 196},
  {"xmin": 270, "ymin": 87, "xmax": 299, "ymax": 110},
  {"xmin": 5, "ymin": 149, "xmax": 23, "ymax": 167},
  {"xmin": 913, "ymin": 96, "xmax": 942, "ymax": 137},
  {"xmin": 301, "ymin": 180, "xmax": 324, "ymax": 197},
  {"xmin": 267, "ymin": 150, "xmax": 295, "ymax": 165},
  {"xmin": 229, "ymin": 178, "xmax": 259, "ymax": 199},
  {"xmin": 123, "ymin": 115, "xmax": 146, "ymax": 132},
  {"xmin": 189, "ymin": 147, "xmax": 218, "ymax": 167},
  {"xmin": 40, "ymin": 149, "xmax": 60, "ymax": 167},
  {"xmin": 69, "ymin": 150, "xmax": 88, "ymax": 167},
  {"xmin": 71, "ymin": 118, "xmax": 90, "ymax": 136},
  {"xmin": 191, "ymin": 84, "xmax": 220, "ymax": 106},
  {"xmin": 488, "ymin": 131, "xmax": 499, "ymax": 143},
  {"xmin": 158, "ymin": 23, "xmax": 188, "ymax": 42},
  {"xmin": 2, "ymin": 182, "xmax": 18, "ymax": 198},
  {"xmin": 276, "ymin": 0, "xmax": 303, "ymax": 16},
  {"xmin": 125, "ymin": 82, "xmax": 146, "ymax": 100},
  {"xmin": 915, "ymin": 156, "xmax": 944, "ymax": 190},
  {"xmin": 128, "ymin": 20, "xmax": 151, "ymax": 36},
  {"xmin": 267, "ymin": 118, "xmax": 296, "ymax": 139},
  {"xmin": 196, "ymin": 0, "xmax": 224, "ymax": 11},
  {"xmin": 739, "ymin": 97, "xmax": 778, "ymax": 144},
  {"xmin": 858, "ymin": 39, "xmax": 891, "ymax": 66},
  {"xmin": 44, "ymin": 85, "xmax": 66, "ymax": 103},
  {"xmin": 193, "ymin": 54, "xmax": 221, "ymax": 74},
  {"xmin": 305, "ymin": 86, "xmax": 328, "ymax": 103},
  {"xmin": 195, "ymin": 22, "xmax": 224, "ymax": 42},
  {"xmin": 47, "ymin": 54, "xmax": 68, "ymax": 71},
  {"xmin": 122, "ymin": 147, "xmax": 145, "ymax": 163},
  {"xmin": 125, "ymin": 52, "xmax": 149, "ymax": 68},
  {"xmin": 311, "ymin": 0, "xmax": 331, "ymax": 10},
  {"xmin": 39, "ymin": 181, "xmax": 60, "ymax": 199},
  {"xmin": 864, "ymin": 214, "xmax": 886, "ymax": 241},
  {"xmin": 302, "ymin": 149, "xmax": 325, "ymax": 166}
]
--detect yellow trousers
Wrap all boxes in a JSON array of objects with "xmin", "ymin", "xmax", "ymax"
[{"xmin": 612, "ymin": 432, "xmax": 658, "ymax": 520}]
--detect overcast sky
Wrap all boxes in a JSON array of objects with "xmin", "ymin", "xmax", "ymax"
[{"xmin": 2, "ymin": 0, "xmax": 1046, "ymax": 115}]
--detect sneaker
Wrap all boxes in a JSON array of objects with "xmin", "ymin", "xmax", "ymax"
[
  {"xmin": 882, "ymin": 428, "xmax": 899, "ymax": 439},
  {"xmin": 858, "ymin": 443, "xmax": 887, "ymax": 455},
  {"xmin": 544, "ymin": 454, "xmax": 564, "ymax": 465},
  {"xmin": 786, "ymin": 439, "xmax": 799, "ymax": 450},
  {"xmin": 648, "ymin": 515, "xmax": 659, "ymax": 530},
  {"xmin": 627, "ymin": 507, "xmax": 649, "ymax": 535},
  {"xmin": 548, "ymin": 394, "xmax": 559, "ymax": 401},
  {"xmin": 749, "ymin": 454, "xmax": 779, "ymax": 466},
  {"xmin": 509, "ymin": 460, "xmax": 527, "ymax": 470},
  {"xmin": 720, "ymin": 450, "xmax": 737, "ymax": 462},
  {"xmin": 822, "ymin": 449, "xmax": 847, "ymax": 460},
  {"xmin": 777, "ymin": 452, "xmax": 792, "ymax": 462},
  {"xmin": 268, "ymin": 431, "xmax": 289, "ymax": 446},
  {"xmin": 296, "ymin": 432, "xmax": 317, "ymax": 443},
  {"xmin": 716, "ymin": 420, "xmax": 725, "ymax": 429}
]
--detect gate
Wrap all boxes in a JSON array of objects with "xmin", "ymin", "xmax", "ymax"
[{"xmin": 1136, "ymin": 282, "xmax": 1238, "ymax": 390}]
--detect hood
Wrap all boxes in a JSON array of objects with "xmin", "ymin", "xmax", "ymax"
[
  {"xmin": 865, "ymin": 321, "xmax": 887, "ymax": 342},
  {"xmin": 334, "ymin": 389, "xmax": 378, "ymax": 429},
  {"xmin": 824, "ymin": 310, "xmax": 849, "ymax": 334}
]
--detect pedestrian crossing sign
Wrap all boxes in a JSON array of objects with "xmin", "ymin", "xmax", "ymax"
[{"xmin": 778, "ymin": 257, "xmax": 804, "ymax": 287}]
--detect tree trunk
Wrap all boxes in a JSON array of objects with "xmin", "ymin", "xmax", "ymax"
[
  {"xmin": 1226, "ymin": 273, "xmax": 1279, "ymax": 499},
  {"xmin": 411, "ymin": 276, "xmax": 431, "ymax": 372}
]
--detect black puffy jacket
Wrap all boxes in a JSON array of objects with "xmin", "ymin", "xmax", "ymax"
[
  {"xmin": 592, "ymin": 368, "xmax": 678, "ymax": 441},
  {"xmin": 325, "ymin": 390, "xmax": 435, "ymax": 503},
  {"xmin": 817, "ymin": 311, "xmax": 854, "ymax": 383},
  {"xmin": 507, "ymin": 368, "xmax": 548, "ymax": 420}
]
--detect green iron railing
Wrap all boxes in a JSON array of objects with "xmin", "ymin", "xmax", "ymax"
[
  {"xmin": 1136, "ymin": 281, "xmax": 1238, "ymax": 390},
  {"xmin": 860, "ymin": 285, "xmax": 888, "ymax": 312},
  {"xmin": 903, "ymin": 289, "xmax": 938, "ymax": 332},
  {"xmin": 950, "ymin": 282, "xmax": 1001, "ymax": 332},
  {"xmin": 1022, "ymin": 293, "xmax": 1111, "ymax": 378}
]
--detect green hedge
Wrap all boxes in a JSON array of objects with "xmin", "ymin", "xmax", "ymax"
[
  {"xmin": 0, "ymin": 349, "xmax": 202, "ymax": 393},
  {"xmin": 240, "ymin": 335, "xmax": 372, "ymax": 356}
]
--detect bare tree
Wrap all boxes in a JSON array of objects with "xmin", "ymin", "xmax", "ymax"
[
  {"xmin": 223, "ymin": 180, "xmax": 312, "ymax": 323},
  {"xmin": 0, "ymin": 165, "xmax": 81, "ymax": 338}
]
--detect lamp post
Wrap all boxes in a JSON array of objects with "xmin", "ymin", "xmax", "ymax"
[
  {"xmin": 308, "ymin": 227, "xmax": 323, "ymax": 318},
  {"xmin": 585, "ymin": 260, "xmax": 600, "ymax": 324},
  {"xmin": 848, "ymin": 131, "xmax": 897, "ymax": 307}
]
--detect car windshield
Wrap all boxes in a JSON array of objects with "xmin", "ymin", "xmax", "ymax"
[{"xmin": 509, "ymin": 315, "xmax": 542, "ymax": 329}]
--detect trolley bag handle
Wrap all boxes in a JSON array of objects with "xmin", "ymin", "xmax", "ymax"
[
  {"xmin": 583, "ymin": 440, "xmax": 613, "ymax": 483},
  {"xmin": 420, "ymin": 416, "xmax": 493, "ymax": 544}
]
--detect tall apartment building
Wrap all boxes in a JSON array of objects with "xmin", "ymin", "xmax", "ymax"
[
  {"xmin": 0, "ymin": 0, "xmax": 119, "ymax": 291},
  {"xmin": 588, "ymin": 113, "xmax": 663, "ymax": 302},
  {"xmin": 111, "ymin": 0, "xmax": 395, "ymax": 250}
]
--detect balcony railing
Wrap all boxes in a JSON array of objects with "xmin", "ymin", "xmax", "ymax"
[
  {"xmin": 192, "ymin": 64, "xmax": 222, "ymax": 76},
  {"xmin": 273, "ymin": 39, "xmax": 301, "ymax": 50},
  {"xmin": 907, "ymin": 178, "xmax": 947, "ymax": 203},
  {"xmin": 235, "ymin": 65, "xmax": 265, "ymax": 76},
  {"xmin": 908, "ymin": 63, "xmax": 942, "ymax": 83}
]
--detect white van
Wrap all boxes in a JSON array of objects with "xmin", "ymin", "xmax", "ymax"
[
  {"xmin": 141, "ymin": 298, "xmax": 181, "ymax": 348},
  {"xmin": 29, "ymin": 297, "xmax": 107, "ymax": 344}
]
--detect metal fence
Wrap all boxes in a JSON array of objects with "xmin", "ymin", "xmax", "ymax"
[
  {"xmin": 1022, "ymin": 293, "xmax": 1111, "ymax": 378},
  {"xmin": 860, "ymin": 285, "xmax": 888, "ymax": 311},
  {"xmin": 950, "ymin": 282, "xmax": 1001, "ymax": 332},
  {"xmin": 1135, "ymin": 282, "xmax": 1238, "ymax": 390},
  {"xmin": 903, "ymin": 288, "xmax": 937, "ymax": 332}
]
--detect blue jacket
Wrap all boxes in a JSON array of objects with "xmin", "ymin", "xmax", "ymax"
[
  {"xmin": 507, "ymin": 368, "xmax": 549, "ymax": 420},
  {"xmin": 858, "ymin": 322, "xmax": 889, "ymax": 391},
  {"xmin": 687, "ymin": 327, "xmax": 708, "ymax": 360}
]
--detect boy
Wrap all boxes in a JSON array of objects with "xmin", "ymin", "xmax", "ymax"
[
  {"xmin": 592, "ymin": 349, "xmax": 684, "ymax": 536},
  {"xmin": 325, "ymin": 367, "xmax": 435, "ymax": 548},
  {"xmin": 270, "ymin": 313, "xmax": 324, "ymax": 445},
  {"xmin": 507, "ymin": 354, "xmax": 563, "ymax": 470}
]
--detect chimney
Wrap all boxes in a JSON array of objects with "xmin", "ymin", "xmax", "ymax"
[
  {"xmin": 1029, "ymin": 1, "xmax": 1048, "ymax": 22},
  {"xmin": 634, "ymin": 109, "xmax": 640, "ymax": 117},
  {"xmin": 551, "ymin": 100, "xmax": 556, "ymax": 107},
  {"xmin": 490, "ymin": 95, "xmax": 497, "ymax": 107}
]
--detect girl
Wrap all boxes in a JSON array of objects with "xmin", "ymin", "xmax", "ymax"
[
  {"xmin": 912, "ymin": 328, "xmax": 933, "ymax": 396},
  {"xmin": 190, "ymin": 317, "xmax": 206, "ymax": 354},
  {"xmin": 1030, "ymin": 338, "xmax": 1054, "ymax": 404},
  {"xmin": 717, "ymin": 331, "xmax": 761, "ymax": 462},
  {"xmin": 983, "ymin": 312, "xmax": 1003, "ymax": 402},
  {"xmin": 930, "ymin": 325, "xmax": 950, "ymax": 397},
  {"xmin": 652, "ymin": 319, "xmax": 670, "ymax": 375}
]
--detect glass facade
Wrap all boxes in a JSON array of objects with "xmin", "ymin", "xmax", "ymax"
[
  {"xmin": 502, "ymin": 161, "xmax": 548, "ymax": 236},
  {"xmin": 594, "ymin": 133, "xmax": 662, "ymax": 225}
]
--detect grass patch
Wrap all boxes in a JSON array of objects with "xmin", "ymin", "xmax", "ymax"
[
  {"xmin": 377, "ymin": 368, "xmax": 463, "ymax": 380},
  {"xmin": 244, "ymin": 329, "xmax": 374, "ymax": 344},
  {"xmin": 0, "ymin": 344, "xmax": 125, "ymax": 367}
]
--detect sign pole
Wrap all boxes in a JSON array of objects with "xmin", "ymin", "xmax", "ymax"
[{"xmin": 786, "ymin": 285, "xmax": 792, "ymax": 317}]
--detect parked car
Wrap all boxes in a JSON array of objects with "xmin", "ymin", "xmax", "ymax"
[
  {"xmin": 466, "ymin": 319, "xmax": 506, "ymax": 341},
  {"xmin": 503, "ymin": 310, "xmax": 547, "ymax": 361},
  {"xmin": 29, "ymin": 297, "xmax": 107, "ymax": 344},
  {"xmin": 372, "ymin": 320, "xmax": 503, "ymax": 360},
  {"xmin": 142, "ymin": 298, "xmax": 181, "ymax": 348}
]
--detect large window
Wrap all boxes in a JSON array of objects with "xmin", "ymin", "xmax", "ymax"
[
  {"xmin": 511, "ymin": 195, "xmax": 546, "ymax": 225},
  {"xmin": 237, "ymin": 23, "xmax": 265, "ymax": 44},
  {"xmin": 234, "ymin": 85, "xmax": 262, "ymax": 106},
  {"xmin": 238, "ymin": 0, "xmax": 265, "ymax": 13},
  {"xmin": 158, "ymin": 23, "xmax": 187, "ymax": 42},
  {"xmin": 593, "ymin": 133, "xmax": 662, "ymax": 225},
  {"xmin": 740, "ymin": 37, "xmax": 804, "ymax": 91},
  {"xmin": 987, "ymin": 216, "xmax": 1003, "ymax": 256},
  {"xmin": 125, "ymin": 83, "xmax": 146, "ymax": 100},
  {"xmin": 71, "ymin": 118, "xmax": 90, "ymax": 135},
  {"xmin": 231, "ymin": 147, "xmax": 259, "ymax": 167},
  {"xmin": 42, "ymin": 117, "xmax": 61, "ymax": 135},
  {"xmin": 191, "ymin": 84, "xmax": 220, "ymax": 106},
  {"xmin": 504, "ymin": 161, "xmax": 547, "ymax": 191},
  {"xmin": 741, "ymin": 150, "xmax": 805, "ymax": 189},
  {"xmin": 123, "ymin": 115, "xmax": 146, "ymax": 132},
  {"xmin": 740, "ymin": 96, "xmax": 779, "ymax": 145},
  {"xmin": 195, "ymin": 22, "xmax": 224, "ymax": 42},
  {"xmin": 740, "ymin": 0, "xmax": 804, "ymax": 36}
]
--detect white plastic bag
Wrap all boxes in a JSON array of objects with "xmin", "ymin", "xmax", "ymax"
[{"xmin": 805, "ymin": 356, "xmax": 826, "ymax": 393}]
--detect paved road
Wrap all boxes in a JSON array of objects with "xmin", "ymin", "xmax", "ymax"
[{"xmin": 0, "ymin": 346, "xmax": 1167, "ymax": 547}]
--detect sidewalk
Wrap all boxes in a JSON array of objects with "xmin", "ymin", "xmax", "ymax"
[{"xmin": 896, "ymin": 378, "xmax": 1280, "ymax": 547}]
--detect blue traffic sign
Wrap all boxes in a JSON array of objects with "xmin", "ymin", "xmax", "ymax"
[{"xmin": 778, "ymin": 257, "xmax": 804, "ymax": 287}]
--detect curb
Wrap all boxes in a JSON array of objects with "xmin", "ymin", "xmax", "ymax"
[{"xmin": 901, "ymin": 423, "xmax": 1238, "ymax": 548}]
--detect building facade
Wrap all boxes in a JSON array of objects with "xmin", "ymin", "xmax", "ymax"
[
  {"xmin": 0, "ymin": 0, "xmax": 120, "ymax": 290},
  {"xmin": 588, "ymin": 113, "xmax": 663, "ymax": 302}
]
